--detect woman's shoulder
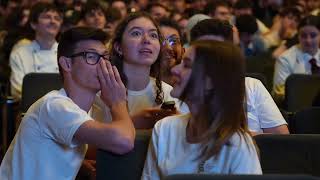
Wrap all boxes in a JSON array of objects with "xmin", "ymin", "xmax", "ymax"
[{"xmin": 228, "ymin": 132, "xmax": 255, "ymax": 150}]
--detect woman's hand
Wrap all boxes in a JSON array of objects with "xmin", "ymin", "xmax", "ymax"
[{"xmin": 131, "ymin": 108, "xmax": 179, "ymax": 129}]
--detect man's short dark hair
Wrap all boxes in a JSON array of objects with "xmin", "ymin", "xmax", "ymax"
[
  {"xmin": 106, "ymin": 7, "xmax": 122, "ymax": 23},
  {"xmin": 233, "ymin": 0, "xmax": 253, "ymax": 10},
  {"xmin": 57, "ymin": 27, "xmax": 109, "ymax": 79},
  {"xmin": 235, "ymin": 15, "xmax": 258, "ymax": 35},
  {"xmin": 81, "ymin": 1, "xmax": 106, "ymax": 18},
  {"xmin": 147, "ymin": 2, "xmax": 170, "ymax": 13},
  {"xmin": 29, "ymin": 2, "xmax": 62, "ymax": 24},
  {"xmin": 298, "ymin": 15, "xmax": 320, "ymax": 30},
  {"xmin": 204, "ymin": 0, "xmax": 230, "ymax": 15},
  {"xmin": 158, "ymin": 18, "xmax": 182, "ymax": 38},
  {"xmin": 190, "ymin": 18, "xmax": 233, "ymax": 42},
  {"xmin": 279, "ymin": 6, "xmax": 301, "ymax": 20}
]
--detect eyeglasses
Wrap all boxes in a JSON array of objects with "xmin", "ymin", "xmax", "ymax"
[
  {"xmin": 162, "ymin": 36, "xmax": 181, "ymax": 47},
  {"xmin": 70, "ymin": 51, "xmax": 109, "ymax": 65}
]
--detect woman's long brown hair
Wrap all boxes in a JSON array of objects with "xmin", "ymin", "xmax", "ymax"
[
  {"xmin": 180, "ymin": 40, "xmax": 249, "ymax": 161},
  {"xmin": 110, "ymin": 12, "xmax": 164, "ymax": 105}
]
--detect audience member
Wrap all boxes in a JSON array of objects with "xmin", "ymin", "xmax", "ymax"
[
  {"xmin": 0, "ymin": 26, "xmax": 135, "ymax": 180},
  {"xmin": 205, "ymin": 0, "xmax": 232, "ymax": 22},
  {"xmin": 142, "ymin": 40, "xmax": 262, "ymax": 179},
  {"xmin": 9, "ymin": 2, "xmax": 62, "ymax": 99},
  {"xmin": 92, "ymin": 12, "xmax": 188, "ymax": 129},
  {"xmin": 159, "ymin": 18, "xmax": 185, "ymax": 86},
  {"xmin": 264, "ymin": 7, "xmax": 301, "ymax": 52},
  {"xmin": 148, "ymin": 3, "xmax": 170, "ymax": 21},
  {"xmin": 80, "ymin": 1, "xmax": 106, "ymax": 30},
  {"xmin": 273, "ymin": 15, "xmax": 320, "ymax": 102},
  {"xmin": 191, "ymin": 18, "xmax": 289, "ymax": 135},
  {"xmin": 105, "ymin": 7, "xmax": 122, "ymax": 37},
  {"xmin": 232, "ymin": 0, "xmax": 270, "ymax": 35},
  {"xmin": 111, "ymin": 0, "xmax": 128, "ymax": 19},
  {"xmin": 236, "ymin": 15, "xmax": 267, "ymax": 57}
]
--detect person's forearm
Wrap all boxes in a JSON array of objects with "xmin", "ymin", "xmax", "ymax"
[{"xmin": 109, "ymin": 101, "xmax": 135, "ymax": 150}]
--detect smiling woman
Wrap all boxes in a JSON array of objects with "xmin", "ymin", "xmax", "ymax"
[{"xmin": 142, "ymin": 40, "xmax": 262, "ymax": 180}]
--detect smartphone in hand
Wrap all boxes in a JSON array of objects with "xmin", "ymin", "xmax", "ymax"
[{"xmin": 161, "ymin": 101, "xmax": 175, "ymax": 110}]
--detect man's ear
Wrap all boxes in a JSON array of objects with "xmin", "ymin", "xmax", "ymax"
[
  {"xmin": 182, "ymin": 47, "xmax": 186, "ymax": 55},
  {"xmin": 58, "ymin": 56, "xmax": 72, "ymax": 72},
  {"xmin": 114, "ymin": 42, "xmax": 123, "ymax": 56}
]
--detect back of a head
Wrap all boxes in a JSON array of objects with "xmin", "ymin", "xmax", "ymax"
[
  {"xmin": 236, "ymin": 15, "xmax": 258, "ymax": 35},
  {"xmin": 185, "ymin": 14, "xmax": 211, "ymax": 43},
  {"xmin": 190, "ymin": 18, "xmax": 233, "ymax": 42}
]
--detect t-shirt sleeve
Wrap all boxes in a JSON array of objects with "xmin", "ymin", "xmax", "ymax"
[
  {"xmin": 254, "ymin": 80, "xmax": 287, "ymax": 128},
  {"xmin": 40, "ymin": 97, "xmax": 92, "ymax": 147},
  {"xmin": 230, "ymin": 134, "xmax": 262, "ymax": 174}
]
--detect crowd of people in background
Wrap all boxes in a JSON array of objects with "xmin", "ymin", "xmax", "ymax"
[{"xmin": 0, "ymin": 0, "xmax": 319, "ymax": 179}]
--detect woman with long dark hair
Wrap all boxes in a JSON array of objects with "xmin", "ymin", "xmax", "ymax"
[
  {"xmin": 142, "ymin": 40, "xmax": 262, "ymax": 179},
  {"xmin": 92, "ymin": 12, "xmax": 188, "ymax": 128}
]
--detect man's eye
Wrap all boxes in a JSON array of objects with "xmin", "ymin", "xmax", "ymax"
[{"xmin": 87, "ymin": 53, "xmax": 97, "ymax": 59}]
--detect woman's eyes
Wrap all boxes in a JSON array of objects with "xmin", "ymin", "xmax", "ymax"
[
  {"xmin": 130, "ymin": 31, "xmax": 159, "ymax": 39},
  {"xmin": 150, "ymin": 32, "xmax": 159, "ymax": 39},
  {"xmin": 131, "ymin": 31, "xmax": 141, "ymax": 36}
]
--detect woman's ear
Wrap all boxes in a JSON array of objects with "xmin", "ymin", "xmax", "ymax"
[
  {"xmin": 114, "ymin": 42, "xmax": 123, "ymax": 56},
  {"xmin": 58, "ymin": 56, "xmax": 72, "ymax": 72}
]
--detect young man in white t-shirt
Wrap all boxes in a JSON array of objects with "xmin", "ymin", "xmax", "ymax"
[{"xmin": 0, "ymin": 27, "xmax": 135, "ymax": 180}]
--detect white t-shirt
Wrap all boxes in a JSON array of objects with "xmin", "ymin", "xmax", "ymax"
[
  {"xmin": 9, "ymin": 40, "xmax": 59, "ymax": 99},
  {"xmin": 141, "ymin": 114, "xmax": 262, "ymax": 180},
  {"xmin": 91, "ymin": 77, "xmax": 189, "ymax": 122},
  {"xmin": 246, "ymin": 77, "xmax": 287, "ymax": 133},
  {"xmin": 0, "ymin": 89, "xmax": 91, "ymax": 180}
]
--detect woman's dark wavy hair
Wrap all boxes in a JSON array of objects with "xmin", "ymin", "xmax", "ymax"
[
  {"xmin": 110, "ymin": 11, "xmax": 164, "ymax": 104},
  {"xmin": 180, "ymin": 40, "xmax": 250, "ymax": 161}
]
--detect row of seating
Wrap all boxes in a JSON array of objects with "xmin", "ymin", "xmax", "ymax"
[
  {"xmin": 96, "ymin": 133, "xmax": 320, "ymax": 180},
  {"xmin": 19, "ymin": 73, "xmax": 320, "ymax": 114},
  {"xmin": 164, "ymin": 174, "xmax": 320, "ymax": 180}
]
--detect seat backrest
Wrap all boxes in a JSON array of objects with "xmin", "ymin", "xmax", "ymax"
[
  {"xmin": 254, "ymin": 134, "xmax": 320, "ymax": 176},
  {"xmin": 285, "ymin": 74, "xmax": 320, "ymax": 112},
  {"xmin": 96, "ymin": 130, "xmax": 152, "ymax": 180},
  {"xmin": 164, "ymin": 174, "xmax": 320, "ymax": 180},
  {"xmin": 21, "ymin": 73, "xmax": 62, "ymax": 112},
  {"xmin": 289, "ymin": 107, "xmax": 320, "ymax": 134}
]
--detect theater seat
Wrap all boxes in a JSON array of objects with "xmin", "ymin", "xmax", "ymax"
[
  {"xmin": 289, "ymin": 107, "xmax": 320, "ymax": 134},
  {"xmin": 254, "ymin": 134, "xmax": 320, "ymax": 176},
  {"xmin": 285, "ymin": 74, "xmax": 320, "ymax": 112},
  {"xmin": 96, "ymin": 130, "xmax": 152, "ymax": 180},
  {"xmin": 21, "ymin": 73, "xmax": 62, "ymax": 113},
  {"xmin": 164, "ymin": 174, "xmax": 320, "ymax": 180}
]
